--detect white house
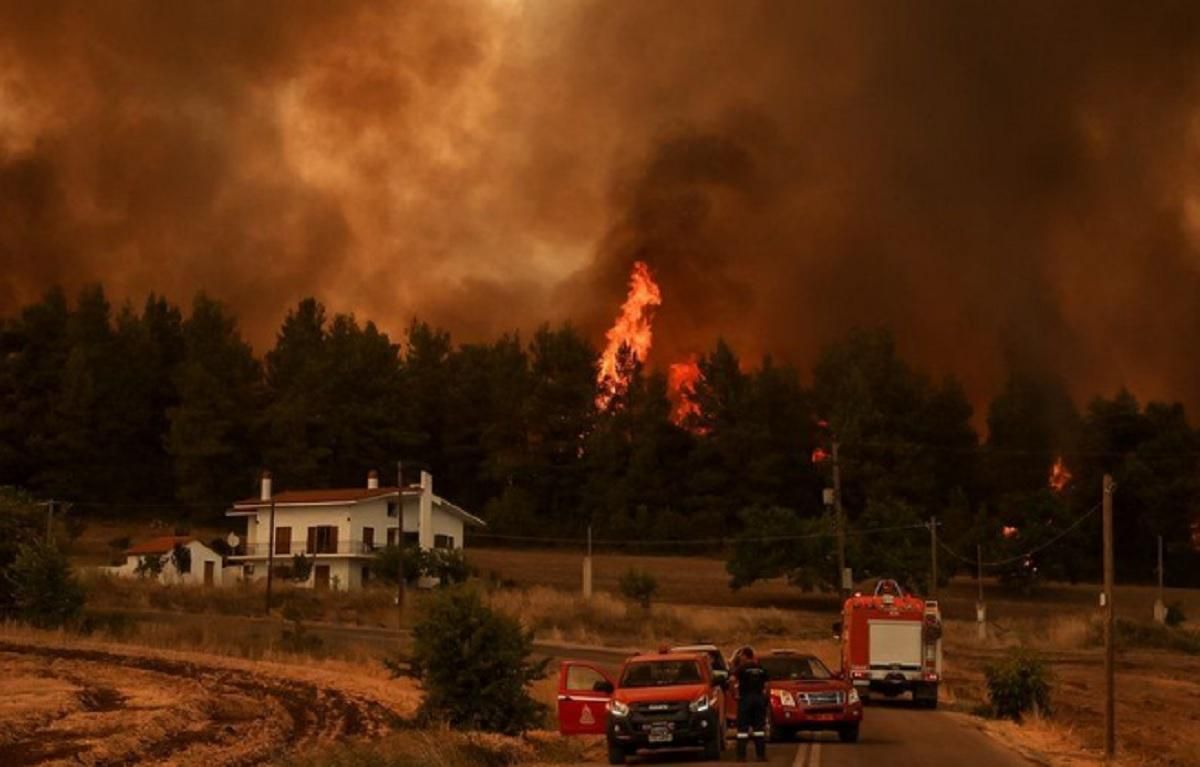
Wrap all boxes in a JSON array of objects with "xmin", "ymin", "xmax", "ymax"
[
  {"xmin": 109, "ymin": 536, "xmax": 226, "ymax": 586},
  {"xmin": 225, "ymin": 469, "xmax": 485, "ymax": 591}
]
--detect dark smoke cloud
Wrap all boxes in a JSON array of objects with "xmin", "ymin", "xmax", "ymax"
[{"xmin": 2, "ymin": 1, "xmax": 1200, "ymax": 412}]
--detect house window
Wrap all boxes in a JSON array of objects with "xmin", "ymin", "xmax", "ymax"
[
  {"xmin": 275, "ymin": 526, "xmax": 292, "ymax": 555},
  {"xmin": 386, "ymin": 528, "xmax": 397, "ymax": 547},
  {"xmin": 307, "ymin": 526, "xmax": 339, "ymax": 554},
  {"xmin": 361, "ymin": 566, "xmax": 370, "ymax": 584},
  {"xmin": 434, "ymin": 534, "xmax": 454, "ymax": 549},
  {"xmin": 363, "ymin": 527, "xmax": 375, "ymax": 550},
  {"xmin": 404, "ymin": 532, "xmax": 419, "ymax": 546},
  {"xmin": 243, "ymin": 564, "xmax": 255, "ymax": 577},
  {"xmin": 387, "ymin": 501, "xmax": 399, "ymax": 518},
  {"xmin": 176, "ymin": 551, "xmax": 192, "ymax": 574}
]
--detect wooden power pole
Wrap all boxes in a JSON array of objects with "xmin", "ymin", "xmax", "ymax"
[
  {"xmin": 977, "ymin": 543, "xmax": 986, "ymax": 640},
  {"xmin": 929, "ymin": 516, "xmax": 938, "ymax": 599},
  {"xmin": 265, "ymin": 495, "xmax": 276, "ymax": 616},
  {"xmin": 397, "ymin": 461, "xmax": 406, "ymax": 628},
  {"xmin": 1102, "ymin": 473, "xmax": 1116, "ymax": 760},
  {"xmin": 833, "ymin": 440, "xmax": 846, "ymax": 597}
]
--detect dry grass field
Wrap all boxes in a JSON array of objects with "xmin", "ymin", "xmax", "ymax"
[{"xmin": 43, "ymin": 532, "xmax": 1200, "ymax": 766}]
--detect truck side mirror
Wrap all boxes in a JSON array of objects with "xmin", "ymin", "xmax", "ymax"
[
  {"xmin": 711, "ymin": 669, "xmax": 729, "ymax": 689},
  {"xmin": 832, "ymin": 621, "xmax": 843, "ymax": 640},
  {"xmin": 593, "ymin": 680, "xmax": 614, "ymax": 695}
]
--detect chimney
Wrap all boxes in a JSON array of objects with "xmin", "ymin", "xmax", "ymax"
[
  {"xmin": 260, "ymin": 470, "xmax": 272, "ymax": 501},
  {"xmin": 367, "ymin": 469, "xmax": 379, "ymax": 490}
]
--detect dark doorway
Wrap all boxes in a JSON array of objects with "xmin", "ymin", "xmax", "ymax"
[{"xmin": 314, "ymin": 565, "xmax": 331, "ymax": 591}]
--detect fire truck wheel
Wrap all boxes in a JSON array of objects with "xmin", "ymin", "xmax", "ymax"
[
  {"xmin": 606, "ymin": 742, "xmax": 626, "ymax": 765},
  {"xmin": 914, "ymin": 683, "xmax": 939, "ymax": 709},
  {"xmin": 838, "ymin": 724, "xmax": 860, "ymax": 743}
]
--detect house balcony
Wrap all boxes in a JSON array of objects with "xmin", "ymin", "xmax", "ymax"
[{"xmin": 227, "ymin": 540, "xmax": 378, "ymax": 560}]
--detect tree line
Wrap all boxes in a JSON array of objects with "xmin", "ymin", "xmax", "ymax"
[{"xmin": 1, "ymin": 285, "xmax": 1197, "ymax": 586}]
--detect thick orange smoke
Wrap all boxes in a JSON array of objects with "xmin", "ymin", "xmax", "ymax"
[
  {"xmin": 595, "ymin": 261, "xmax": 662, "ymax": 411},
  {"xmin": 1049, "ymin": 456, "xmax": 1073, "ymax": 493},
  {"xmin": 667, "ymin": 358, "xmax": 702, "ymax": 426}
]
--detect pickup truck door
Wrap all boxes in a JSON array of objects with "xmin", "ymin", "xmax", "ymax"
[{"xmin": 557, "ymin": 660, "xmax": 614, "ymax": 736}]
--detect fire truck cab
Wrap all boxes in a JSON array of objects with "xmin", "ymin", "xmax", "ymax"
[{"xmin": 838, "ymin": 579, "xmax": 942, "ymax": 708}]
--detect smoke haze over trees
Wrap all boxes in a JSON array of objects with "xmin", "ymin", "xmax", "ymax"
[
  {"xmin": 3, "ymin": 2, "xmax": 1200, "ymax": 415},
  {"xmin": 1, "ymin": 287, "xmax": 1198, "ymax": 586}
]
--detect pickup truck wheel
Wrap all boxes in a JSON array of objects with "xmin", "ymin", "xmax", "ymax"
[
  {"xmin": 606, "ymin": 742, "xmax": 626, "ymax": 765},
  {"xmin": 702, "ymin": 724, "xmax": 721, "ymax": 761},
  {"xmin": 838, "ymin": 724, "xmax": 860, "ymax": 743}
]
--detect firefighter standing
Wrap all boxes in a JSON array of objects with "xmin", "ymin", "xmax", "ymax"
[{"xmin": 733, "ymin": 646, "xmax": 770, "ymax": 762}]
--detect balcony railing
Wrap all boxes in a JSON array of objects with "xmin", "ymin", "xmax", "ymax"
[{"xmin": 230, "ymin": 540, "xmax": 378, "ymax": 558}]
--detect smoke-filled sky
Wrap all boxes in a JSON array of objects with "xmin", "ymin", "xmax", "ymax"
[{"xmin": 3, "ymin": 1, "xmax": 1200, "ymax": 413}]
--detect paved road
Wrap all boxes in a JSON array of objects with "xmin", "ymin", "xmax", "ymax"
[{"xmin": 582, "ymin": 705, "xmax": 1033, "ymax": 766}]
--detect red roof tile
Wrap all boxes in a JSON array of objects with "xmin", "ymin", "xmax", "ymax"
[
  {"xmin": 231, "ymin": 486, "xmax": 422, "ymax": 508},
  {"xmin": 125, "ymin": 535, "xmax": 195, "ymax": 555}
]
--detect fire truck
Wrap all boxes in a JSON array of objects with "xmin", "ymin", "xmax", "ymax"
[{"xmin": 838, "ymin": 579, "xmax": 942, "ymax": 708}]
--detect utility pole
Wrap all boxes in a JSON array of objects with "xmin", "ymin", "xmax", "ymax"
[
  {"xmin": 397, "ymin": 461, "xmax": 406, "ymax": 628},
  {"xmin": 1154, "ymin": 535, "xmax": 1166, "ymax": 624},
  {"xmin": 976, "ymin": 543, "xmax": 986, "ymax": 640},
  {"xmin": 832, "ymin": 440, "xmax": 847, "ymax": 597},
  {"xmin": 45, "ymin": 499, "xmax": 55, "ymax": 544},
  {"xmin": 583, "ymin": 524, "xmax": 593, "ymax": 599},
  {"xmin": 265, "ymin": 495, "xmax": 276, "ymax": 616},
  {"xmin": 929, "ymin": 516, "xmax": 938, "ymax": 599},
  {"xmin": 1102, "ymin": 473, "xmax": 1116, "ymax": 760}
]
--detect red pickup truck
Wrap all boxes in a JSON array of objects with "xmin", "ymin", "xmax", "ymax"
[
  {"xmin": 557, "ymin": 652, "xmax": 729, "ymax": 765},
  {"xmin": 758, "ymin": 650, "xmax": 863, "ymax": 742}
]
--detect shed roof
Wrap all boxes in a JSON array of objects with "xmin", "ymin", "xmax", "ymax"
[{"xmin": 125, "ymin": 535, "xmax": 197, "ymax": 555}]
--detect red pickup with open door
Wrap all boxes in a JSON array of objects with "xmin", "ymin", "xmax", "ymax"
[{"xmin": 558, "ymin": 654, "xmax": 728, "ymax": 765}]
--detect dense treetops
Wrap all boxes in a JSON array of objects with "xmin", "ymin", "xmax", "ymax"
[{"xmin": 1, "ymin": 285, "xmax": 1197, "ymax": 585}]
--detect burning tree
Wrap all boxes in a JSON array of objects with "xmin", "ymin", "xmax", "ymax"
[{"xmin": 595, "ymin": 261, "xmax": 662, "ymax": 412}]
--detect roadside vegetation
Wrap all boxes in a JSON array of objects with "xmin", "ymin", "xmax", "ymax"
[{"xmin": 278, "ymin": 729, "xmax": 592, "ymax": 767}]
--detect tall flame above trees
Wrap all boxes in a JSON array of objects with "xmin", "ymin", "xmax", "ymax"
[
  {"xmin": 1049, "ymin": 456, "xmax": 1073, "ymax": 493},
  {"xmin": 668, "ymin": 358, "xmax": 702, "ymax": 426},
  {"xmin": 596, "ymin": 261, "xmax": 662, "ymax": 411}
]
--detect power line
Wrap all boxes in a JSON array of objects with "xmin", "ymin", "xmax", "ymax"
[{"xmin": 936, "ymin": 503, "xmax": 1101, "ymax": 569}]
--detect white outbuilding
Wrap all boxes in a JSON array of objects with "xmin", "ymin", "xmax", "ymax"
[{"xmin": 110, "ymin": 536, "xmax": 225, "ymax": 586}]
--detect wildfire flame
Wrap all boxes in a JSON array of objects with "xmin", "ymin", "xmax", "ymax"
[
  {"xmin": 1002, "ymin": 525, "xmax": 1019, "ymax": 539},
  {"xmin": 1049, "ymin": 455, "xmax": 1073, "ymax": 493},
  {"xmin": 811, "ymin": 446, "xmax": 830, "ymax": 464},
  {"xmin": 596, "ymin": 261, "xmax": 662, "ymax": 411},
  {"xmin": 668, "ymin": 358, "xmax": 702, "ymax": 425}
]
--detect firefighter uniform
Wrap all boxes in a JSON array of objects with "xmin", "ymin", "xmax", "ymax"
[{"xmin": 734, "ymin": 653, "xmax": 770, "ymax": 762}]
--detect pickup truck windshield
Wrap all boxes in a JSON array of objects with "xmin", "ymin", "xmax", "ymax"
[
  {"xmin": 760, "ymin": 656, "xmax": 832, "ymax": 680},
  {"xmin": 620, "ymin": 660, "xmax": 704, "ymax": 688}
]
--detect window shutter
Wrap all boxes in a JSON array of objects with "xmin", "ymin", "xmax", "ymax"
[{"xmin": 306, "ymin": 527, "xmax": 315, "ymax": 554}]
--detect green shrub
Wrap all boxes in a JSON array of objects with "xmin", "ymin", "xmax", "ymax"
[
  {"xmin": 290, "ymin": 553, "xmax": 313, "ymax": 583},
  {"xmin": 280, "ymin": 619, "xmax": 324, "ymax": 655},
  {"xmin": 135, "ymin": 554, "xmax": 164, "ymax": 578},
  {"xmin": 619, "ymin": 568, "xmax": 658, "ymax": 608},
  {"xmin": 424, "ymin": 548, "xmax": 470, "ymax": 586},
  {"xmin": 983, "ymin": 650, "xmax": 1051, "ymax": 721},
  {"xmin": 407, "ymin": 586, "xmax": 548, "ymax": 734},
  {"xmin": 1098, "ymin": 618, "xmax": 1200, "ymax": 655},
  {"xmin": 6, "ymin": 540, "xmax": 86, "ymax": 628},
  {"xmin": 1166, "ymin": 601, "xmax": 1186, "ymax": 628}
]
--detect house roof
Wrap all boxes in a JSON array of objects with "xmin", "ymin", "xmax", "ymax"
[
  {"xmin": 125, "ymin": 535, "xmax": 196, "ymax": 555},
  {"xmin": 231, "ymin": 486, "xmax": 417, "ymax": 507},
  {"xmin": 228, "ymin": 485, "xmax": 486, "ymax": 527}
]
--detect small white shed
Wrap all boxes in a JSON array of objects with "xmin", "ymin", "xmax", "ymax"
[{"xmin": 110, "ymin": 536, "xmax": 225, "ymax": 587}]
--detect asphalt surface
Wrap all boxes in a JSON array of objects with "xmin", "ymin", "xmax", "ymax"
[{"xmin": 580, "ymin": 705, "xmax": 1034, "ymax": 766}]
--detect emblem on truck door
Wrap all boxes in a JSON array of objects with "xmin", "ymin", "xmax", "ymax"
[{"xmin": 580, "ymin": 705, "xmax": 595, "ymax": 725}]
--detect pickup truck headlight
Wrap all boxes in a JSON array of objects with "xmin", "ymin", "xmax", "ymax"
[
  {"xmin": 607, "ymin": 700, "xmax": 630, "ymax": 717},
  {"xmin": 689, "ymin": 693, "xmax": 711, "ymax": 713},
  {"xmin": 770, "ymin": 689, "xmax": 797, "ymax": 708},
  {"xmin": 847, "ymin": 688, "xmax": 860, "ymax": 705}
]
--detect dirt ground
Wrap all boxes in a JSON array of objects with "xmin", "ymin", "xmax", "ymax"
[{"xmin": 0, "ymin": 628, "xmax": 419, "ymax": 766}]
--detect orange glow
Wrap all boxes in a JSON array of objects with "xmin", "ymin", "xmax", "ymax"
[
  {"xmin": 596, "ymin": 261, "xmax": 662, "ymax": 411},
  {"xmin": 812, "ymin": 446, "xmax": 830, "ymax": 464},
  {"xmin": 668, "ymin": 358, "xmax": 702, "ymax": 426},
  {"xmin": 1048, "ymin": 456, "xmax": 1073, "ymax": 493},
  {"xmin": 1002, "ymin": 526, "xmax": 1019, "ymax": 539}
]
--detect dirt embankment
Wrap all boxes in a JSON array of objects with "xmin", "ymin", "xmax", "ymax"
[{"xmin": 0, "ymin": 634, "xmax": 419, "ymax": 766}]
